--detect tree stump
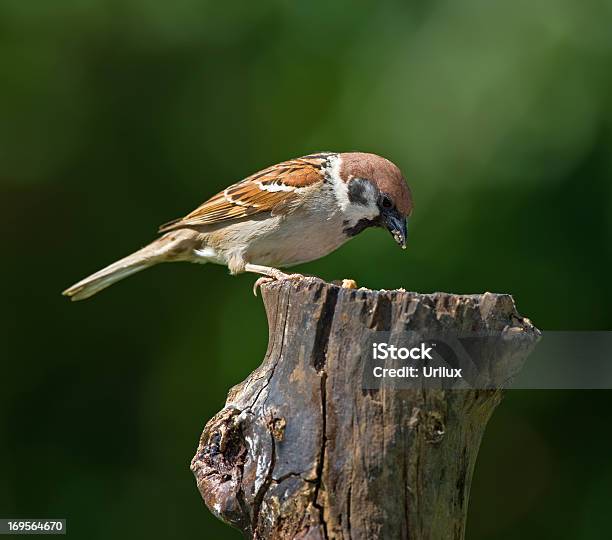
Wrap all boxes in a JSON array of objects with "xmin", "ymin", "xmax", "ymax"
[{"xmin": 191, "ymin": 278, "xmax": 540, "ymax": 539}]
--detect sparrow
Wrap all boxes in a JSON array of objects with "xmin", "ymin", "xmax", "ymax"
[{"xmin": 63, "ymin": 151, "xmax": 413, "ymax": 301}]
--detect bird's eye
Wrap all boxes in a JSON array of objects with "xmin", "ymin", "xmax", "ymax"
[{"xmin": 381, "ymin": 195, "xmax": 393, "ymax": 209}]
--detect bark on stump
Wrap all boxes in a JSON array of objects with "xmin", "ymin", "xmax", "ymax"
[{"xmin": 191, "ymin": 278, "xmax": 540, "ymax": 539}]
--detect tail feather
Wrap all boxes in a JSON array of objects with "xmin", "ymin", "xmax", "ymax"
[
  {"xmin": 62, "ymin": 258, "xmax": 152, "ymax": 301},
  {"xmin": 62, "ymin": 230, "xmax": 198, "ymax": 301}
]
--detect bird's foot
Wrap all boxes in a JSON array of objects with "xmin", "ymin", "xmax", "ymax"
[
  {"xmin": 252, "ymin": 272, "xmax": 305, "ymax": 296},
  {"xmin": 252, "ymin": 276, "xmax": 273, "ymax": 296}
]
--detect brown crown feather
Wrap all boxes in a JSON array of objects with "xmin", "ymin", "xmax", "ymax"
[{"xmin": 338, "ymin": 152, "xmax": 413, "ymax": 217}]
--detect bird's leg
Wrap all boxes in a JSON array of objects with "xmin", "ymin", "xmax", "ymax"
[{"xmin": 244, "ymin": 264, "xmax": 304, "ymax": 296}]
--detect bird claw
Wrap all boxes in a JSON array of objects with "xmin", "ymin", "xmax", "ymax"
[
  {"xmin": 253, "ymin": 277, "xmax": 274, "ymax": 296},
  {"xmin": 252, "ymin": 273, "xmax": 305, "ymax": 296}
]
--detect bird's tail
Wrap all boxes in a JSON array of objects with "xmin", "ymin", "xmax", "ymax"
[{"xmin": 62, "ymin": 230, "xmax": 199, "ymax": 301}]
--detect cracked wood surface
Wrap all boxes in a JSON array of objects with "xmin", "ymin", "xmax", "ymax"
[{"xmin": 191, "ymin": 278, "xmax": 540, "ymax": 539}]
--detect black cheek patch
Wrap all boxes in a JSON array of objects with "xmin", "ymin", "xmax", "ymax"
[
  {"xmin": 344, "ymin": 217, "xmax": 379, "ymax": 237},
  {"xmin": 347, "ymin": 178, "xmax": 370, "ymax": 206}
]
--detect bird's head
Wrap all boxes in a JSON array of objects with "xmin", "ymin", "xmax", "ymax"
[{"xmin": 335, "ymin": 152, "xmax": 413, "ymax": 249}]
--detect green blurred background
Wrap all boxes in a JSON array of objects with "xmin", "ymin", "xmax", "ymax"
[{"xmin": 1, "ymin": 0, "xmax": 611, "ymax": 538}]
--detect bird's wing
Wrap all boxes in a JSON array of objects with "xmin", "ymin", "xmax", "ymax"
[{"xmin": 158, "ymin": 153, "xmax": 333, "ymax": 232}]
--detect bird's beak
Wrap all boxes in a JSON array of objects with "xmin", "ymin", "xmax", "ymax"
[{"xmin": 382, "ymin": 208, "xmax": 408, "ymax": 249}]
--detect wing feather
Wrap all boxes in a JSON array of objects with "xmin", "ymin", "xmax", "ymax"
[{"xmin": 158, "ymin": 153, "xmax": 332, "ymax": 232}]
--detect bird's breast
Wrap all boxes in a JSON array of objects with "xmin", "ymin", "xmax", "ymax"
[{"xmin": 243, "ymin": 211, "xmax": 350, "ymax": 268}]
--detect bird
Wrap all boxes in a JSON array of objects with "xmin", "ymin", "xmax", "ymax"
[{"xmin": 62, "ymin": 151, "xmax": 413, "ymax": 301}]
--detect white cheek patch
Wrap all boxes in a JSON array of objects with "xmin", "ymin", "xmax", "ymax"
[
  {"xmin": 349, "ymin": 182, "xmax": 380, "ymax": 222},
  {"xmin": 325, "ymin": 155, "xmax": 380, "ymax": 223}
]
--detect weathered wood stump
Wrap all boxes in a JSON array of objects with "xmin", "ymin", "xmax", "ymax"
[{"xmin": 191, "ymin": 278, "xmax": 540, "ymax": 539}]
